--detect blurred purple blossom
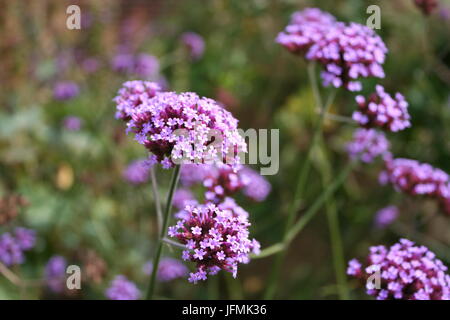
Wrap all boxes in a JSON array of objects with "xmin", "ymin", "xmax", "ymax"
[
  {"xmin": 105, "ymin": 275, "xmax": 140, "ymax": 300},
  {"xmin": 374, "ymin": 205, "xmax": 399, "ymax": 228},
  {"xmin": 53, "ymin": 81, "xmax": 79, "ymax": 101}
]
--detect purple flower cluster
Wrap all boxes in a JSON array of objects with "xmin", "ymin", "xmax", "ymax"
[
  {"xmin": 45, "ymin": 255, "xmax": 67, "ymax": 293},
  {"xmin": 143, "ymin": 257, "xmax": 188, "ymax": 282},
  {"xmin": 168, "ymin": 202, "xmax": 260, "ymax": 283},
  {"xmin": 124, "ymin": 90, "xmax": 246, "ymax": 168},
  {"xmin": 105, "ymin": 275, "xmax": 141, "ymax": 300},
  {"xmin": 112, "ymin": 53, "xmax": 160, "ymax": 78},
  {"xmin": 114, "ymin": 80, "xmax": 162, "ymax": 121},
  {"xmin": 374, "ymin": 205, "xmax": 399, "ymax": 229},
  {"xmin": 53, "ymin": 81, "xmax": 79, "ymax": 101},
  {"xmin": 347, "ymin": 239, "xmax": 450, "ymax": 300},
  {"xmin": 180, "ymin": 164, "xmax": 270, "ymax": 203},
  {"xmin": 353, "ymin": 85, "xmax": 411, "ymax": 132},
  {"xmin": 0, "ymin": 228, "xmax": 36, "ymax": 266},
  {"xmin": 379, "ymin": 158, "xmax": 450, "ymax": 214},
  {"xmin": 276, "ymin": 8, "xmax": 336, "ymax": 55},
  {"xmin": 307, "ymin": 22, "xmax": 388, "ymax": 91},
  {"xmin": 346, "ymin": 128, "xmax": 390, "ymax": 163},
  {"xmin": 122, "ymin": 159, "xmax": 151, "ymax": 185},
  {"xmin": 277, "ymin": 9, "xmax": 388, "ymax": 91},
  {"xmin": 181, "ymin": 32, "xmax": 205, "ymax": 60},
  {"xmin": 63, "ymin": 116, "xmax": 83, "ymax": 131}
]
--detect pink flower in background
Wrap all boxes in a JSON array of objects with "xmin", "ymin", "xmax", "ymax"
[
  {"xmin": 353, "ymin": 85, "xmax": 411, "ymax": 132},
  {"xmin": 173, "ymin": 189, "xmax": 197, "ymax": 210},
  {"xmin": 181, "ymin": 32, "xmax": 205, "ymax": 60},
  {"xmin": 63, "ymin": 116, "xmax": 83, "ymax": 131},
  {"xmin": 179, "ymin": 163, "xmax": 270, "ymax": 203},
  {"xmin": 380, "ymin": 158, "xmax": 449, "ymax": 199},
  {"xmin": 45, "ymin": 255, "xmax": 67, "ymax": 293},
  {"xmin": 123, "ymin": 159, "xmax": 151, "ymax": 185},
  {"xmin": 105, "ymin": 275, "xmax": 140, "ymax": 300},
  {"xmin": 374, "ymin": 205, "xmax": 399, "ymax": 228},
  {"xmin": 53, "ymin": 81, "xmax": 79, "ymax": 101},
  {"xmin": 143, "ymin": 257, "xmax": 188, "ymax": 282},
  {"xmin": 346, "ymin": 128, "xmax": 390, "ymax": 163}
]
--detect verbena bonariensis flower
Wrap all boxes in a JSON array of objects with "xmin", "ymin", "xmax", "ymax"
[
  {"xmin": 0, "ymin": 232, "xmax": 23, "ymax": 266},
  {"xmin": 123, "ymin": 159, "xmax": 151, "ymax": 185},
  {"xmin": 114, "ymin": 80, "xmax": 162, "ymax": 121},
  {"xmin": 180, "ymin": 164, "xmax": 270, "ymax": 203},
  {"xmin": 276, "ymin": 8, "xmax": 337, "ymax": 55},
  {"xmin": 63, "ymin": 116, "xmax": 83, "ymax": 131},
  {"xmin": 236, "ymin": 166, "xmax": 271, "ymax": 202},
  {"xmin": 105, "ymin": 275, "xmax": 140, "ymax": 300},
  {"xmin": 0, "ymin": 228, "xmax": 36, "ymax": 266},
  {"xmin": 306, "ymin": 22, "xmax": 388, "ymax": 91},
  {"xmin": 347, "ymin": 238, "xmax": 450, "ymax": 300},
  {"xmin": 53, "ymin": 81, "xmax": 79, "ymax": 101},
  {"xmin": 353, "ymin": 85, "xmax": 411, "ymax": 132},
  {"xmin": 414, "ymin": 0, "xmax": 438, "ymax": 15},
  {"xmin": 168, "ymin": 202, "xmax": 260, "ymax": 283},
  {"xmin": 143, "ymin": 257, "xmax": 189, "ymax": 282},
  {"xmin": 173, "ymin": 189, "xmax": 197, "ymax": 210},
  {"xmin": 134, "ymin": 54, "xmax": 160, "ymax": 78},
  {"xmin": 379, "ymin": 158, "xmax": 450, "ymax": 214},
  {"xmin": 181, "ymin": 32, "xmax": 205, "ymax": 60},
  {"xmin": 126, "ymin": 91, "xmax": 246, "ymax": 168},
  {"xmin": 14, "ymin": 227, "xmax": 36, "ymax": 250},
  {"xmin": 374, "ymin": 205, "xmax": 399, "ymax": 229},
  {"xmin": 111, "ymin": 53, "xmax": 159, "ymax": 78},
  {"xmin": 45, "ymin": 255, "xmax": 67, "ymax": 293},
  {"xmin": 346, "ymin": 128, "xmax": 390, "ymax": 163}
]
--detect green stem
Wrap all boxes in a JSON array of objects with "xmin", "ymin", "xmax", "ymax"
[
  {"xmin": 318, "ymin": 141, "xmax": 349, "ymax": 300},
  {"xmin": 150, "ymin": 166, "xmax": 163, "ymax": 232},
  {"xmin": 146, "ymin": 165, "xmax": 181, "ymax": 300},
  {"xmin": 263, "ymin": 64, "xmax": 336, "ymax": 299}
]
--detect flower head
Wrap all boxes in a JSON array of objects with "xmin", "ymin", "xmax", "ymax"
[
  {"xmin": 353, "ymin": 85, "xmax": 411, "ymax": 132},
  {"xmin": 143, "ymin": 257, "xmax": 188, "ymax": 282},
  {"xmin": 0, "ymin": 227, "xmax": 36, "ymax": 266},
  {"xmin": 105, "ymin": 275, "xmax": 140, "ymax": 300},
  {"xmin": 346, "ymin": 128, "xmax": 390, "ymax": 163},
  {"xmin": 181, "ymin": 32, "xmax": 205, "ymax": 60},
  {"xmin": 348, "ymin": 239, "xmax": 450, "ymax": 300},
  {"xmin": 0, "ymin": 232, "xmax": 24, "ymax": 266},
  {"xmin": 114, "ymin": 80, "xmax": 162, "ymax": 121},
  {"xmin": 63, "ymin": 116, "xmax": 83, "ymax": 131},
  {"xmin": 374, "ymin": 205, "xmax": 399, "ymax": 228},
  {"xmin": 180, "ymin": 164, "xmax": 270, "ymax": 203},
  {"xmin": 306, "ymin": 22, "xmax": 388, "ymax": 91},
  {"xmin": 14, "ymin": 227, "xmax": 36, "ymax": 250},
  {"xmin": 168, "ymin": 203, "xmax": 259, "ymax": 283},
  {"xmin": 126, "ymin": 91, "xmax": 246, "ymax": 168},
  {"xmin": 122, "ymin": 159, "xmax": 151, "ymax": 185},
  {"xmin": 276, "ymin": 8, "xmax": 336, "ymax": 55},
  {"xmin": 45, "ymin": 255, "xmax": 67, "ymax": 293},
  {"xmin": 380, "ymin": 158, "xmax": 450, "ymax": 215},
  {"xmin": 53, "ymin": 81, "xmax": 79, "ymax": 101}
]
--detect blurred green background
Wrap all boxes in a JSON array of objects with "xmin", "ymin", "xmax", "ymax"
[{"xmin": 0, "ymin": 0, "xmax": 449, "ymax": 299}]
